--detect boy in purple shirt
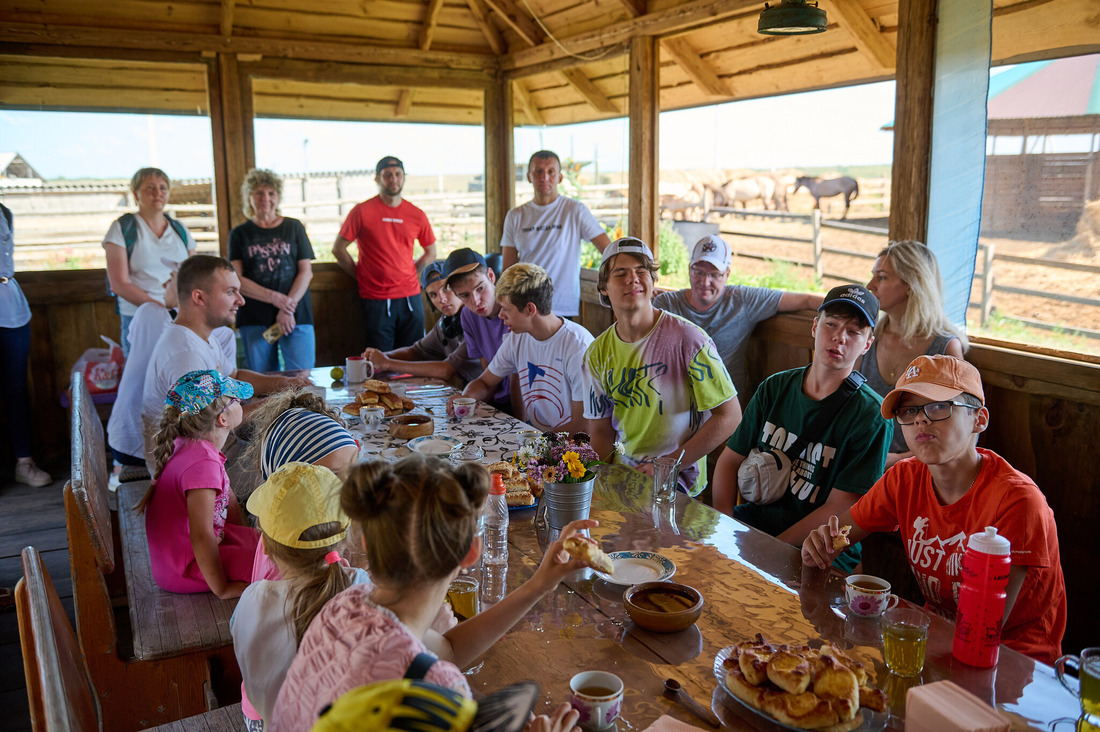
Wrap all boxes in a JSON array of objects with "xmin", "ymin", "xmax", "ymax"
[{"xmin": 443, "ymin": 248, "xmax": 516, "ymax": 413}]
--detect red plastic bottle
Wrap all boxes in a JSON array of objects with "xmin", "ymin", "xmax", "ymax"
[{"xmin": 952, "ymin": 526, "xmax": 1012, "ymax": 667}]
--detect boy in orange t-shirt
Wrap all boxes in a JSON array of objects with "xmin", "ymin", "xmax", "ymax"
[{"xmin": 802, "ymin": 354, "xmax": 1066, "ymax": 664}]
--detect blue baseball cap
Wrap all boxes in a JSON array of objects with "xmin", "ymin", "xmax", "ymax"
[
  {"xmin": 818, "ymin": 284, "xmax": 879, "ymax": 327},
  {"xmin": 420, "ymin": 261, "xmax": 447, "ymax": 289},
  {"xmin": 166, "ymin": 369, "xmax": 254, "ymax": 415},
  {"xmin": 443, "ymin": 248, "xmax": 487, "ymax": 283}
]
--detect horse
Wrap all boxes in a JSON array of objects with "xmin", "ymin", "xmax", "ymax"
[
  {"xmin": 707, "ymin": 176, "xmax": 778, "ymax": 211},
  {"xmin": 793, "ymin": 176, "xmax": 859, "ymax": 219}
]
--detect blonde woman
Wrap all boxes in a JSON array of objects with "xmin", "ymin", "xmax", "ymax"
[
  {"xmin": 863, "ymin": 240, "xmax": 968, "ymax": 467},
  {"xmin": 229, "ymin": 168, "xmax": 315, "ymax": 371},
  {"xmin": 102, "ymin": 167, "xmax": 196, "ymax": 356}
]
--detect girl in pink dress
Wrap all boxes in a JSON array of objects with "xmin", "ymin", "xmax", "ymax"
[{"xmin": 135, "ymin": 369, "xmax": 259, "ymax": 597}]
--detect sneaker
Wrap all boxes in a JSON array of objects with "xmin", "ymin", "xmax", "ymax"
[{"xmin": 15, "ymin": 460, "xmax": 51, "ymax": 487}]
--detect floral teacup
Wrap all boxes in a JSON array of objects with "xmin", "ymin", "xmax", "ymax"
[
  {"xmin": 569, "ymin": 671, "xmax": 623, "ymax": 731},
  {"xmin": 844, "ymin": 574, "xmax": 899, "ymax": 618}
]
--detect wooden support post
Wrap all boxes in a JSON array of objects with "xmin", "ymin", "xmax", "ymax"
[
  {"xmin": 981, "ymin": 242, "xmax": 994, "ymax": 326},
  {"xmin": 888, "ymin": 0, "xmax": 936, "ymax": 243},
  {"xmin": 628, "ymin": 36, "xmax": 658, "ymax": 251},
  {"xmin": 484, "ymin": 77, "xmax": 514, "ymax": 255},
  {"xmin": 811, "ymin": 209, "xmax": 823, "ymax": 282},
  {"xmin": 207, "ymin": 52, "xmax": 254, "ymax": 254}
]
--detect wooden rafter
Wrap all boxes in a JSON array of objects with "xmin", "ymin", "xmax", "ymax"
[
  {"xmin": 220, "ymin": 0, "xmax": 235, "ymax": 39},
  {"xmin": 395, "ymin": 88, "xmax": 413, "ymax": 117},
  {"xmin": 829, "ymin": 0, "xmax": 895, "ymax": 70},
  {"xmin": 616, "ymin": 0, "xmax": 647, "ymax": 17},
  {"xmin": 560, "ymin": 67, "xmax": 618, "ymax": 114},
  {"xmin": 0, "ymin": 22, "xmax": 496, "ymax": 71},
  {"xmin": 513, "ymin": 79, "xmax": 545, "ymax": 125},
  {"xmin": 466, "ymin": 0, "xmax": 507, "ymax": 55},
  {"xmin": 661, "ymin": 36, "xmax": 732, "ymax": 97},
  {"xmin": 418, "ymin": 0, "xmax": 446, "ymax": 50},
  {"xmin": 483, "ymin": 0, "xmax": 544, "ymax": 47},
  {"xmin": 503, "ymin": 0, "xmax": 760, "ymax": 72}
]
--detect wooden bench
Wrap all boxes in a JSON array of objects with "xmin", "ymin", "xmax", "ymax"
[
  {"xmin": 16, "ymin": 546, "xmax": 243, "ymax": 732},
  {"xmin": 66, "ymin": 373, "xmax": 241, "ymax": 729}
]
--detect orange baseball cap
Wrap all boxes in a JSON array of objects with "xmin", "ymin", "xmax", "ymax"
[{"xmin": 880, "ymin": 354, "xmax": 985, "ymax": 419}]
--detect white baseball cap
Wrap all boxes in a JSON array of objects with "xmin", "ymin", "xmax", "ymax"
[
  {"xmin": 598, "ymin": 237, "xmax": 655, "ymax": 308},
  {"xmin": 690, "ymin": 235, "xmax": 731, "ymax": 271}
]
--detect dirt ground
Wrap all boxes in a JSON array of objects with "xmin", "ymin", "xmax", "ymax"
[{"xmin": 709, "ymin": 203, "xmax": 1100, "ymax": 355}]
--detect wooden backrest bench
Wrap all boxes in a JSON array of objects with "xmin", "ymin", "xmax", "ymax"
[
  {"xmin": 16, "ymin": 546, "xmax": 244, "ymax": 732},
  {"xmin": 66, "ymin": 374, "xmax": 241, "ymax": 729}
]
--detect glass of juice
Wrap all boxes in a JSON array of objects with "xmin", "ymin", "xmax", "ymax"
[
  {"xmin": 1056, "ymin": 647, "xmax": 1100, "ymax": 721},
  {"xmin": 446, "ymin": 576, "xmax": 480, "ymax": 622},
  {"xmin": 882, "ymin": 607, "xmax": 931, "ymax": 677}
]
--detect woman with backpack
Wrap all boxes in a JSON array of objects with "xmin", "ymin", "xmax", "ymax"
[{"xmin": 102, "ymin": 167, "xmax": 196, "ymax": 356}]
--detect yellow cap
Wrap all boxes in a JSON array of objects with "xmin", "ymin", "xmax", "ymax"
[{"xmin": 246, "ymin": 462, "xmax": 348, "ymax": 549}]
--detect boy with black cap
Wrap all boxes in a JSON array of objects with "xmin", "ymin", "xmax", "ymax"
[
  {"xmin": 443, "ymin": 247, "xmax": 516, "ymax": 413},
  {"xmin": 361, "ymin": 261, "xmax": 481, "ymax": 385},
  {"xmin": 332, "ymin": 155, "xmax": 436, "ymax": 350},
  {"xmin": 802, "ymin": 354, "xmax": 1066, "ymax": 664},
  {"xmin": 713, "ymin": 284, "xmax": 892, "ymax": 572}
]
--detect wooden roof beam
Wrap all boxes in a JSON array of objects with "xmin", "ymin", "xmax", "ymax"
[
  {"xmin": 0, "ymin": 22, "xmax": 497, "ymax": 71},
  {"xmin": 503, "ymin": 0, "xmax": 760, "ymax": 72},
  {"xmin": 466, "ymin": 0, "xmax": 507, "ymax": 55},
  {"xmin": 483, "ymin": 0, "xmax": 545, "ymax": 47},
  {"xmin": 560, "ymin": 68, "xmax": 619, "ymax": 114},
  {"xmin": 243, "ymin": 58, "xmax": 493, "ymax": 90},
  {"xmin": 616, "ymin": 0, "xmax": 647, "ymax": 17},
  {"xmin": 661, "ymin": 36, "xmax": 732, "ymax": 97},
  {"xmin": 514, "ymin": 80, "xmax": 545, "ymax": 125},
  {"xmin": 828, "ymin": 0, "xmax": 896, "ymax": 70},
  {"xmin": 220, "ymin": 0, "xmax": 235, "ymax": 39},
  {"xmin": 395, "ymin": 88, "xmax": 413, "ymax": 117},
  {"xmin": 419, "ymin": 0, "xmax": 446, "ymax": 50}
]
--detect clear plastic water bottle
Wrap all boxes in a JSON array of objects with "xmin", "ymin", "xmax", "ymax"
[
  {"xmin": 481, "ymin": 562, "xmax": 508, "ymax": 607},
  {"xmin": 953, "ymin": 526, "xmax": 1012, "ymax": 668},
  {"xmin": 482, "ymin": 473, "xmax": 509, "ymax": 566}
]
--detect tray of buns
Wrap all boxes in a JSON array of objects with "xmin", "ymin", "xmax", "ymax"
[
  {"xmin": 487, "ymin": 459, "xmax": 540, "ymax": 510},
  {"xmin": 713, "ymin": 635, "xmax": 887, "ymax": 732},
  {"xmin": 340, "ymin": 380, "xmax": 416, "ymax": 418}
]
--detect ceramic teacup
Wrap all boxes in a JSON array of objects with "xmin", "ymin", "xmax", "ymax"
[
  {"xmin": 569, "ymin": 671, "xmax": 623, "ymax": 731},
  {"xmin": 845, "ymin": 574, "xmax": 899, "ymax": 618}
]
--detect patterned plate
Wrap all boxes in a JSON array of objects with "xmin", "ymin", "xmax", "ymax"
[
  {"xmin": 407, "ymin": 436, "xmax": 463, "ymax": 455},
  {"xmin": 592, "ymin": 551, "xmax": 676, "ymax": 585}
]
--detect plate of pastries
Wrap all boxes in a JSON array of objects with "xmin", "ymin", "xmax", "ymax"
[
  {"xmin": 714, "ymin": 634, "xmax": 888, "ymax": 731},
  {"xmin": 340, "ymin": 380, "xmax": 416, "ymax": 418},
  {"xmin": 487, "ymin": 460, "xmax": 541, "ymax": 509}
]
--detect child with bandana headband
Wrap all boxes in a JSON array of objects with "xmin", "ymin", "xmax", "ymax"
[{"xmin": 135, "ymin": 369, "xmax": 259, "ymax": 597}]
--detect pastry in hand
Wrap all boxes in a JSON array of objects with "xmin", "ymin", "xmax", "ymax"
[
  {"xmin": 832, "ymin": 525, "xmax": 852, "ymax": 552},
  {"xmin": 562, "ymin": 537, "xmax": 614, "ymax": 574}
]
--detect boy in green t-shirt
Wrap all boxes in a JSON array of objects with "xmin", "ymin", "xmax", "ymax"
[{"xmin": 713, "ymin": 284, "xmax": 891, "ymax": 572}]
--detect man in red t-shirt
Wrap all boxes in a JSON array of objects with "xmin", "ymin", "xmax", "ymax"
[
  {"xmin": 333, "ymin": 156, "xmax": 437, "ymax": 350},
  {"xmin": 802, "ymin": 354, "xmax": 1066, "ymax": 665}
]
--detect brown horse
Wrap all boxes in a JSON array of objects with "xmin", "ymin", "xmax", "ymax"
[{"xmin": 793, "ymin": 176, "xmax": 859, "ymax": 219}]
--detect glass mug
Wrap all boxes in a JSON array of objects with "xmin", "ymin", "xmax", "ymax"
[
  {"xmin": 1057, "ymin": 647, "xmax": 1100, "ymax": 719},
  {"xmin": 881, "ymin": 607, "xmax": 931, "ymax": 677}
]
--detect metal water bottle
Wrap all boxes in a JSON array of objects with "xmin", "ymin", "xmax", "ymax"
[
  {"xmin": 482, "ymin": 474, "xmax": 509, "ymax": 566},
  {"xmin": 952, "ymin": 526, "xmax": 1012, "ymax": 667}
]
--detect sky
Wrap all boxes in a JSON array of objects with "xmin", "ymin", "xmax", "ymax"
[{"xmin": 0, "ymin": 81, "xmax": 899, "ymax": 181}]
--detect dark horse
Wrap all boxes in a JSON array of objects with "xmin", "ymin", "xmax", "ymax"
[{"xmin": 793, "ymin": 176, "xmax": 859, "ymax": 219}]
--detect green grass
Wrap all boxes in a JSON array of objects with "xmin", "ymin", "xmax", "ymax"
[{"xmin": 968, "ymin": 310, "xmax": 1100, "ymax": 356}]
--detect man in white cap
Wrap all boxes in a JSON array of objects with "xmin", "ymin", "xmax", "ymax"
[
  {"xmin": 583, "ymin": 237, "xmax": 741, "ymax": 498},
  {"xmin": 653, "ymin": 234, "xmax": 821, "ymax": 400},
  {"xmin": 501, "ymin": 150, "xmax": 610, "ymax": 318}
]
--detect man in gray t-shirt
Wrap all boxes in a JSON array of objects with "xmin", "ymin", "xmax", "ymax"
[
  {"xmin": 653, "ymin": 235, "xmax": 822, "ymax": 401},
  {"xmin": 362, "ymin": 262, "xmax": 481, "ymax": 385}
]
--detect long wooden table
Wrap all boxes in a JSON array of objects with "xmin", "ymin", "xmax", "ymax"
[{"xmin": 323, "ymin": 368, "xmax": 1079, "ymax": 731}]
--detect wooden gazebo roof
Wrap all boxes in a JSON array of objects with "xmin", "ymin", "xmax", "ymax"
[{"xmin": 2, "ymin": 0, "xmax": 1098, "ymax": 126}]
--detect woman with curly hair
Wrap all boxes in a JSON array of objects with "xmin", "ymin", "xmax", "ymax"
[{"xmin": 230, "ymin": 168, "xmax": 316, "ymax": 371}]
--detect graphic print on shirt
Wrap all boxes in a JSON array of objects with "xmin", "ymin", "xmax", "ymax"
[
  {"xmin": 523, "ymin": 361, "xmax": 569, "ymax": 428},
  {"xmin": 245, "ymin": 238, "xmax": 291, "ymax": 274},
  {"xmin": 907, "ymin": 515, "xmax": 968, "ymax": 610},
  {"xmin": 759, "ymin": 421, "xmax": 837, "ymax": 504},
  {"xmin": 590, "ymin": 361, "xmax": 704, "ymax": 434}
]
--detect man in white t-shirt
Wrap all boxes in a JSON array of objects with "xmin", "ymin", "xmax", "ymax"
[
  {"xmin": 450, "ymin": 263, "xmax": 593, "ymax": 433},
  {"xmin": 140, "ymin": 255, "xmax": 310, "ymax": 471},
  {"xmin": 501, "ymin": 151, "xmax": 610, "ymax": 317}
]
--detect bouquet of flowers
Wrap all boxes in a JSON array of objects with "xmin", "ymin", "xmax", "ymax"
[{"xmin": 521, "ymin": 431, "xmax": 611, "ymax": 485}]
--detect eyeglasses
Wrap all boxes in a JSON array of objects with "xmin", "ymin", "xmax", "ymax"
[
  {"xmin": 220, "ymin": 398, "xmax": 241, "ymax": 414},
  {"xmin": 688, "ymin": 267, "xmax": 727, "ymax": 282},
  {"xmin": 893, "ymin": 400, "xmax": 974, "ymax": 425}
]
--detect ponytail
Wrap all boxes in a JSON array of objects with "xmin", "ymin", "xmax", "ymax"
[
  {"xmin": 134, "ymin": 397, "xmax": 230, "ymax": 513},
  {"xmin": 261, "ymin": 525, "xmax": 351, "ymax": 643}
]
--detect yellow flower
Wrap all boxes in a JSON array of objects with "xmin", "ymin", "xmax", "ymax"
[{"xmin": 563, "ymin": 451, "xmax": 586, "ymax": 479}]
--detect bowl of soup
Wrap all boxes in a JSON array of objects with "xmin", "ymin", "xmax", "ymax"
[{"xmin": 623, "ymin": 582, "xmax": 703, "ymax": 633}]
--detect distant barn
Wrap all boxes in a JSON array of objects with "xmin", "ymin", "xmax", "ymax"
[{"xmin": 0, "ymin": 152, "xmax": 43, "ymax": 187}]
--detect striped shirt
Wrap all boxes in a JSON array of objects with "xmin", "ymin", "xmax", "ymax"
[{"xmin": 261, "ymin": 408, "xmax": 357, "ymax": 479}]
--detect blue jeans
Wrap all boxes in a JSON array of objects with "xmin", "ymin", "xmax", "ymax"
[
  {"xmin": 119, "ymin": 313, "xmax": 133, "ymax": 357},
  {"xmin": 360, "ymin": 295, "xmax": 425, "ymax": 351},
  {"xmin": 0, "ymin": 322, "xmax": 32, "ymax": 458},
  {"xmin": 239, "ymin": 324, "xmax": 315, "ymax": 371}
]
